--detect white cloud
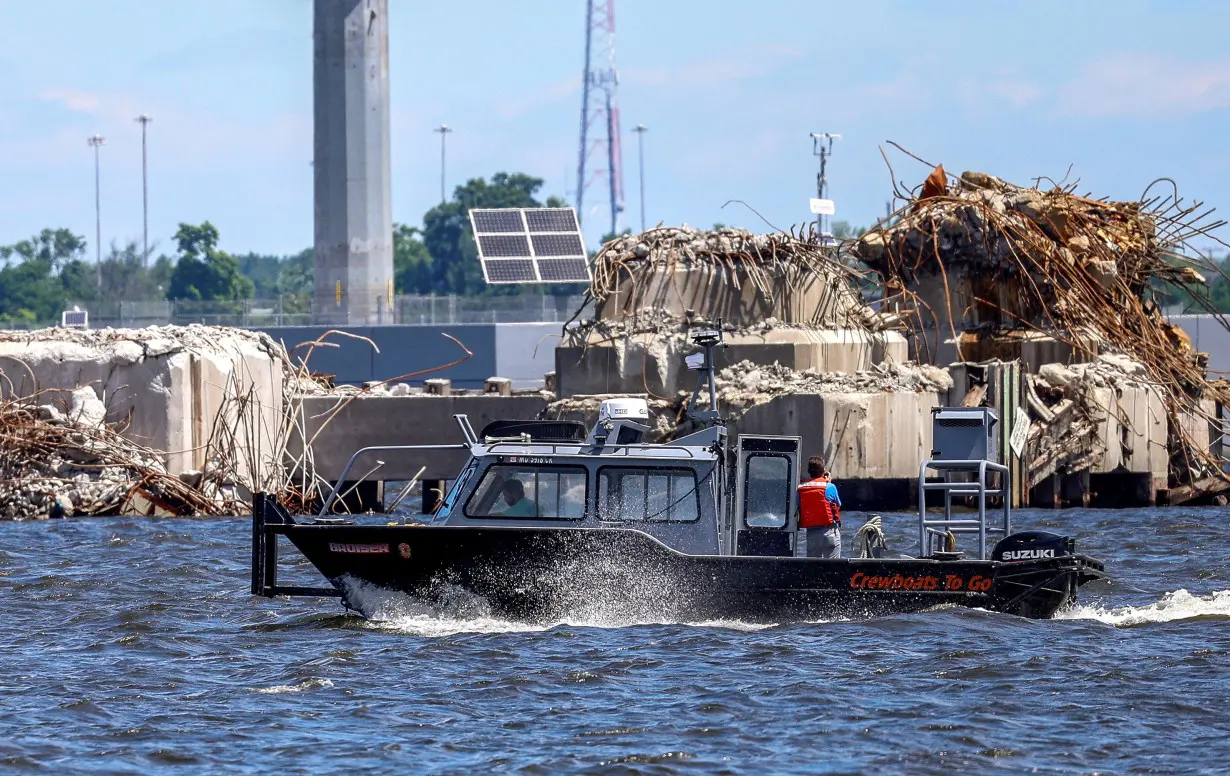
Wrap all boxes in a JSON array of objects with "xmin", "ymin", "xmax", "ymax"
[
  {"xmin": 624, "ymin": 44, "xmax": 804, "ymax": 91},
  {"xmin": 1056, "ymin": 54, "xmax": 1230, "ymax": 119},
  {"xmin": 39, "ymin": 89, "xmax": 101, "ymax": 113},
  {"xmin": 496, "ymin": 76, "xmax": 580, "ymax": 120},
  {"xmin": 17, "ymin": 89, "xmax": 309, "ymax": 172}
]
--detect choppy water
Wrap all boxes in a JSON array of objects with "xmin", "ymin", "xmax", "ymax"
[{"xmin": 2, "ymin": 508, "xmax": 1228, "ymax": 775}]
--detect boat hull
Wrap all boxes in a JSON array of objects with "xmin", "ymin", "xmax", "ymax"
[{"xmin": 272, "ymin": 523, "xmax": 1104, "ymax": 622}]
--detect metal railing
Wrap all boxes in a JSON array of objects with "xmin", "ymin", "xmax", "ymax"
[
  {"xmin": 918, "ymin": 459, "xmax": 1012, "ymax": 560},
  {"xmin": 13, "ymin": 294, "xmax": 588, "ymax": 330}
]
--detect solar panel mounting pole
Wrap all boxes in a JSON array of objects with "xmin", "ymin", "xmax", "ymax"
[{"xmin": 433, "ymin": 124, "xmax": 452, "ymax": 204}]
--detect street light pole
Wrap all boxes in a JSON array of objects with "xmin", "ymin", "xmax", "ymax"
[
  {"xmin": 135, "ymin": 115, "xmax": 152, "ymax": 266},
  {"xmin": 632, "ymin": 124, "xmax": 648, "ymax": 232},
  {"xmin": 87, "ymin": 134, "xmax": 106, "ymax": 290},
  {"xmin": 433, "ymin": 124, "xmax": 452, "ymax": 203}
]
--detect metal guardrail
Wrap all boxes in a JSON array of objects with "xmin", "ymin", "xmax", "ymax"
[{"xmin": 918, "ymin": 459, "xmax": 1012, "ymax": 560}]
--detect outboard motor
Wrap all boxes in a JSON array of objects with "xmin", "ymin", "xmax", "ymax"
[{"xmin": 991, "ymin": 531, "xmax": 1075, "ymax": 562}]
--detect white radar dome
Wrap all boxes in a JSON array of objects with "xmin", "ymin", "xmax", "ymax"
[{"xmin": 598, "ymin": 397, "xmax": 649, "ymax": 424}]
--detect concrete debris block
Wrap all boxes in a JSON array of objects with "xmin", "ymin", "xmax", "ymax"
[
  {"xmin": 178, "ymin": 470, "xmax": 204, "ymax": 489},
  {"xmin": 485, "ymin": 377, "xmax": 513, "ymax": 396},
  {"xmin": 53, "ymin": 492, "xmax": 74, "ymax": 518},
  {"xmin": 388, "ymin": 382, "xmax": 412, "ymax": 397},
  {"xmin": 38, "ymin": 404, "xmax": 64, "ymax": 423},
  {"xmin": 424, "ymin": 378, "xmax": 452, "ymax": 396},
  {"xmin": 142, "ymin": 338, "xmax": 180, "ymax": 358},
  {"xmin": 111, "ymin": 340, "xmax": 144, "ymax": 366},
  {"xmin": 1038, "ymin": 363, "xmax": 1075, "ymax": 389},
  {"xmin": 68, "ymin": 386, "xmax": 106, "ymax": 429},
  {"xmin": 1096, "ymin": 353, "xmax": 1147, "ymax": 377},
  {"xmin": 919, "ymin": 364, "xmax": 954, "ymax": 392}
]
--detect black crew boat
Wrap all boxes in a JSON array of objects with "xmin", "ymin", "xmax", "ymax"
[{"xmin": 250, "ymin": 328, "xmax": 1105, "ymax": 622}]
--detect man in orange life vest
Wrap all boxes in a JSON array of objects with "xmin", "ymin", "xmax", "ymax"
[{"xmin": 798, "ymin": 455, "xmax": 842, "ymax": 558}]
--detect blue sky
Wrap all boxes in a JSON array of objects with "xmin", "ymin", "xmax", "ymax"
[{"xmin": 2, "ymin": 0, "xmax": 1228, "ymax": 258}]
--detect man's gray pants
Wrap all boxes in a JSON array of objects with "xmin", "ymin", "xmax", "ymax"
[{"xmin": 805, "ymin": 525, "xmax": 841, "ymax": 559}]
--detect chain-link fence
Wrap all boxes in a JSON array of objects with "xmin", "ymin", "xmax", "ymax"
[{"xmin": 35, "ymin": 294, "xmax": 587, "ymax": 329}]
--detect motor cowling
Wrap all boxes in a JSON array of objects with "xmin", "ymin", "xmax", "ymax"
[{"xmin": 992, "ymin": 531, "xmax": 1075, "ymax": 562}]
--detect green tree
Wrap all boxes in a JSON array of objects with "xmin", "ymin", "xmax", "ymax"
[
  {"xmin": 393, "ymin": 224, "xmax": 433, "ymax": 294},
  {"xmin": 99, "ymin": 241, "xmax": 171, "ymax": 300},
  {"xmin": 276, "ymin": 247, "xmax": 314, "ymax": 297},
  {"xmin": 166, "ymin": 221, "xmax": 255, "ymax": 301},
  {"xmin": 0, "ymin": 228, "xmax": 91, "ymax": 324}
]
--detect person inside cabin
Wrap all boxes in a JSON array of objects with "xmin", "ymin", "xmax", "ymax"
[
  {"xmin": 797, "ymin": 455, "xmax": 842, "ymax": 558},
  {"xmin": 497, "ymin": 478, "xmax": 537, "ymax": 517}
]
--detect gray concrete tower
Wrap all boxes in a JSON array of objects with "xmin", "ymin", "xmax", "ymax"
[{"xmin": 313, "ymin": 0, "xmax": 394, "ymax": 324}]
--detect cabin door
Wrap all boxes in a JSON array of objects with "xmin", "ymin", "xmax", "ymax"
[{"xmin": 733, "ymin": 435, "xmax": 801, "ymax": 557}]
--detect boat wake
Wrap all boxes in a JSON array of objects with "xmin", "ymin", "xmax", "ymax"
[
  {"xmin": 1057, "ymin": 589, "xmax": 1230, "ymax": 627},
  {"xmin": 251, "ymin": 678, "xmax": 333, "ymax": 694},
  {"xmin": 339, "ymin": 578, "xmax": 778, "ymax": 637}
]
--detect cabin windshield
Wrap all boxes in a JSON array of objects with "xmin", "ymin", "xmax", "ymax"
[{"xmin": 465, "ymin": 463, "xmax": 587, "ymax": 519}]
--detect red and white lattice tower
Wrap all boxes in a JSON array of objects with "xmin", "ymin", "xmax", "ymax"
[{"xmin": 576, "ymin": 0, "xmax": 625, "ymax": 239}]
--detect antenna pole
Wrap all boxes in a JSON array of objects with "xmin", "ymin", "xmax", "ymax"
[
  {"xmin": 810, "ymin": 132, "xmax": 840, "ymax": 239},
  {"xmin": 577, "ymin": 0, "xmax": 625, "ymax": 238}
]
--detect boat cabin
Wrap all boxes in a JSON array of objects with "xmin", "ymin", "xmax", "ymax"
[{"xmin": 429, "ymin": 397, "xmax": 803, "ymax": 558}]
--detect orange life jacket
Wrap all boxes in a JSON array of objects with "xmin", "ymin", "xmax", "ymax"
[{"xmin": 797, "ymin": 477, "xmax": 840, "ymax": 528}]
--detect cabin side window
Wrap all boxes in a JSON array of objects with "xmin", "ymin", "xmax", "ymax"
[
  {"xmin": 597, "ymin": 467, "xmax": 701, "ymax": 523},
  {"xmin": 464, "ymin": 464, "xmax": 587, "ymax": 520},
  {"xmin": 744, "ymin": 454, "xmax": 791, "ymax": 528}
]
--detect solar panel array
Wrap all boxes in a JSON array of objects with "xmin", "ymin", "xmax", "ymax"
[
  {"xmin": 60, "ymin": 309, "xmax": 89, "ymax": 330},
  {"xmin": 469, "ymin": 207, "xmax": 591, "ymax": 284}
]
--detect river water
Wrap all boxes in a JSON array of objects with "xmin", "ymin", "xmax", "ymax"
[{"xmin": 2, "ymin": 507, "xmax": 1228, "ymax": 775}]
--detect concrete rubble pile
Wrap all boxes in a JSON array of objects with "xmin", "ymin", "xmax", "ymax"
[
  {"xmin": 588, "ymin": 225, "xmax": 896, "ymax": 331},
  {"xmin": 0, "ymin": 388, "xmax": 248, "ymax": 520},
  {"xmin": 0, "ymin": 325, "xmax": 288, "ymax": 519},
  {"xmin": 856, "ymin": 163, "xmax": 1230, "ymax": 495},
  {"xmin": 545, "ymin": 360, "xmax": 953, "ymax": 443},
  {"xmin": 1021, "ymin": 354, "xmax": 1159, "ymax": 492},
  {"xmin": 717, "ymin": 359, "xmax": 953, "ymax": 399}
]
